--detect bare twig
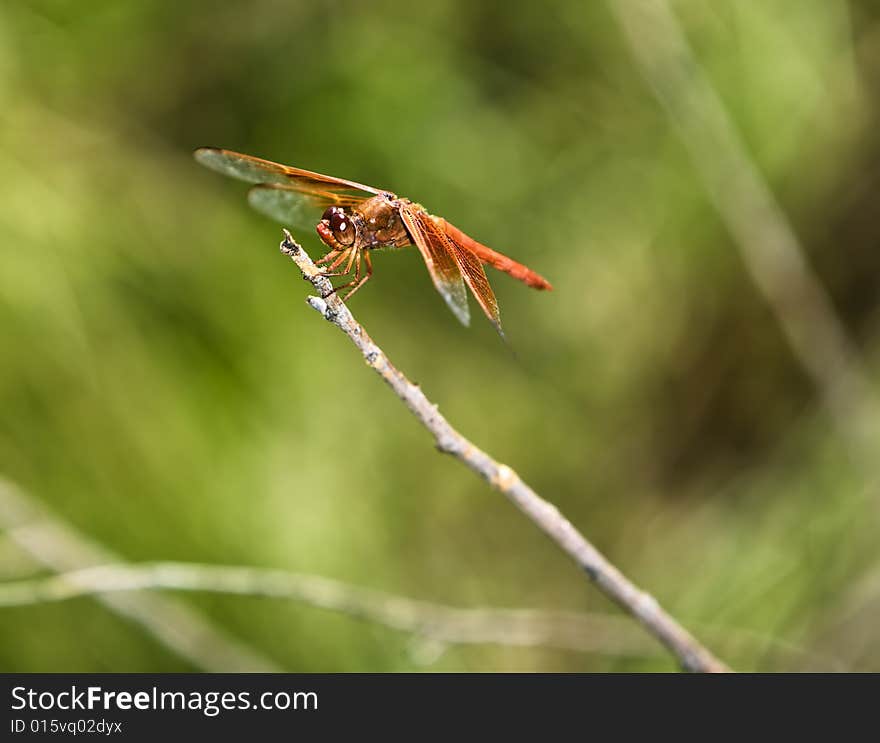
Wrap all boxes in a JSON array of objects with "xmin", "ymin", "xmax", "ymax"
[
  {"xmin": 279, "ymin": 229, "xmax": 729, "ymax": 672},
  {"xmin": 609, "ymin": 0, "xmax": 878, "ymax": 449},
  {"xmin": 0, "ymin": 561, "xmax": 659, "ymax": 659},
  {"xmin": 0, "ymin": 477, "xmax": 279, "ymax": 672},
  {"xmin": 1, "ymin": 561, "xmax": 830, "ymax": 667}
]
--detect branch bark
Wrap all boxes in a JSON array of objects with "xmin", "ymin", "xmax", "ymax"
[{"xmin": 280, "ymin": 229, "xmax": 730, "ymax": 673}]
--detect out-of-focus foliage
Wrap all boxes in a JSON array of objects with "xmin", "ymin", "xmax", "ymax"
[{"xmin": 1, "ymin": 0, "xmax": 879, "ymax": 671}]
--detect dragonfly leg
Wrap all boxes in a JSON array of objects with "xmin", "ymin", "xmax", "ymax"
[
  {"xmin": 341, "ymin": 250, "xmax": 373, "ymax": 302},
  {"xmin": 319, "ymin": 247, "xmax": 355, "ymax": 276},
  {"xmin": 315, "ymin": 249, "xmax": 341, "ymax": 266},
  {"xmin": 324, "ymin": 249, "xmax": 368, "ymax": 301},
  {"xmin": 342, "ymin": 246, "xmax": 359, "ymax": 275}
]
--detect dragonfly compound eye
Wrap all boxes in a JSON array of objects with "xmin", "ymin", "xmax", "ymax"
[
  {"xmin": 321, "ymin": 206, "xmax": 343, "ymax": 222},
  {"xmin": 321, "ymin": 206, "xmax": 354, "ymax": 246},
  {"xmin": 329, "ymin": 211, "xmax": 349, "ymax": 234}
]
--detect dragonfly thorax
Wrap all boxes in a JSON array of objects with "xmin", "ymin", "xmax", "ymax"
[{"xmin": 318, "ymin": 196, "xmax": 411, "ymax": 252}]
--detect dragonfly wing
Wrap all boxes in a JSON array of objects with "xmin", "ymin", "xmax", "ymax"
[
  {"xmin": 194, "ymin": 148, "xmax": 382, "ymax": 194},
  {"xmin": 438, "ymin": 220, "xmax": 502, "ymax": 335},
  {"xmin": 399, "ymin": 207, "xmax": 470, "ymax": 327},
  {"xmin": 195, "ymin": 147, "xmax": 383, "ymax": 227},
  {"xmin": 195, "ymin": 147, "xmax": 297, "ymax": 185},
  {"xmin": 248, "ymin": 184, "xmax": 363, "ymax": 231}
]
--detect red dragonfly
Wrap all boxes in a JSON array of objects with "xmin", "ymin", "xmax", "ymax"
[{"xmin": 194, "ymin": 148, "xmax": 552, "ymax": 333}]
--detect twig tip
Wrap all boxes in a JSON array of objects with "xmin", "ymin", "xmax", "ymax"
[{"xmin": 280, "ymin": 228, "xmax": 300, "ymax": 256}]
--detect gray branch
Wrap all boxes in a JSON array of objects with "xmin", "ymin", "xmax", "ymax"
[
  {"xmin": 0, "ymin": 559, "xmax": 834, "ymax": 667},
  {"xmin": 280, "ymin": 229, "xmax": 729, "ymax": 673},
  {"xmin": 0, "ymin": 562, "xmax": 659, "ymax": 659}
]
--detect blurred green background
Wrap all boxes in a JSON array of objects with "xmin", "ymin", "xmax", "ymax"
[{"xmin": 1, "ymin": 0, "xmax": 880, "ymax": 672}]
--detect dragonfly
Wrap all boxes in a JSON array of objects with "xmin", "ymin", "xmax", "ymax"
[{"xmin": 194, "ymin": 147, "xmax": 552, "ymax": 333}]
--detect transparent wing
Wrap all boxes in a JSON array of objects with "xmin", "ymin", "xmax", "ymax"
[
  {"xmin": 399, "ymin": 206, "xmax": 470, "ymax": 327},
  {"xmin": 194, "ymin": 147, "xmax": 382, "ymax": 194},
  {"xmin": 441, "ymin": 224, "xmax": 502, "ymax": 334},
  {"xmin": 194, "ymin": 147, "xmax": 384, "ymax": 228},
  {"xmin": 248, "ymin": 183, "xmax": 364, "ymax": 231}
]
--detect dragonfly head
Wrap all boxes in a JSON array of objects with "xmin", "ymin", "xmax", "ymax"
[{"xmin": 319, "ymin": 206, "xmax": 357, "ymax": 248}]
